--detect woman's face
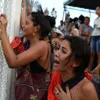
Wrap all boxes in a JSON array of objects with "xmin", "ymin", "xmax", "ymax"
[
  {"xmin": 23, "ymin": 15, "xmax": 35, "ymax": 37},
  {"xmin": 51, "ymin": 32, "xmax": 57, "ymax": 38},
  {"xmin": 96, "ymin": 7, "xmax": 100, "ymax": 16},
  {"xmin": 53, "ymin": 40, "xmax": 72, "ymax": 72},
  {"xmin": 84, "ymin": 18, "xmax": 90, "ymax": 25}
]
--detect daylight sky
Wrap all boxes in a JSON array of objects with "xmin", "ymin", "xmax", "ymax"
[
  {"xmin": 38, "ymin": 0, "xmax": 97, "ymax": 27},
  {"xmin": 39, "ymin": 0, "xmax": 63, "ymax": 26}
]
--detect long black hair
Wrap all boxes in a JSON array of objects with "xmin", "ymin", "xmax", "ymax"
[
  {"xmin": 31, "ymin": 12, "xmax": 52, "ymax": 39},
  {"xmin": 64, "ymin": 36, "xmax": 90, "ymax": 74}
]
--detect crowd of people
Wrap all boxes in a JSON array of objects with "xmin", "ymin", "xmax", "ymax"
[
  {"xmin": 44, "ymin": 8, "xmax": 57, "ymax": 19},
  {"xmin": 57, "ymin": 8, "xmax": 100, "ymax": 73},
  {"xmin": 0, "ymin": 0, "xmax": 100, "ymax": 100}
]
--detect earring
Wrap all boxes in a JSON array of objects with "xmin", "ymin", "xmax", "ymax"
[{"xmin": 33, "ymin": 33, "xmax": 34, "ymax": 36}]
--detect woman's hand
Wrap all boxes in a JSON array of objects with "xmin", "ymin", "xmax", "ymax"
[
  {"xmin": 52, "ymin": 38, "xmax": 61, "ymax": 48},
  {"xmin": 22, "ymin": 0, "xmax": 26, "ymax": 8},
  {"xmin": 92, "ymin": 64, "xmax": 100, "ymax": 76},
  {"xmin": 0, "ymin": 14, "xmax": 7, "ymax": 33},
  {"xmin": 54, "ymin": 84, "xmax": 71, "ymax": 100}
]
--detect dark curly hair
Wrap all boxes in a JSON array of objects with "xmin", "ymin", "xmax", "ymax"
[{"xmin": 31, "ymin": 12, "xmax": 52, "ymax": 39}]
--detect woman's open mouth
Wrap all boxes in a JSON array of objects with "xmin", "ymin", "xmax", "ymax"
[{"xmin": 53, "ymin": 60, "xmax": 60, "ymax": 67}]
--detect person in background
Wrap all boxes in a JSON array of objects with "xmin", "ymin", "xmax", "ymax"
[
  {"xmin": 79, "ymin": 17, "xmax": 93, "ymax": 44},
  {"xmin": 44, "ymin": 8, "xmax": 49, "ymax": 16},
  {"xmin": 48, "ymin": 36, "xmax": 98, "ymax": 100},
  {"xmin": 78, "ymin": 15, "xmax": 85, "ymax": 26},
  {"xmin": 51, "ymin": 28, "xmax": 64, "ymax": 39},
  {"xmin": 66, "ymin": 18, "xmax": 74, "ymax": 36},
  {"xmin": 58, "ymin": 20, "xmax": 66, "ymax": 35},
  {"xmin": 93, "ymin": 64, "xmax": 100, "ymax": 76},
  {"xmin": 70, "ymin": 26, "xmax": 80, "ymax": 37},
  {"xmin": 88, "ymin": 6, "xmax": 100, "ymax": 71},
  {"xmin": 70, "ymin": 18, "xmax": 80, "ymax": 37},
  {"xmin": 51, "ymin": 28, "xmax": 64, "ymax": 49},
  {"xmin": 73, "ymin": 17, "xmax": 79, "ymax": 29},
  {"xmin": 51, "ymin": 8, "xmax": 57, "ymax": 19},
  {"xmin": 65, "ymin": 12, "xmax": 70, "ymax": 27}
]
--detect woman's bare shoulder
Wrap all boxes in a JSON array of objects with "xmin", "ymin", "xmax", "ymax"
[
  {"xmin": 30, "ymin": 40, "xmax": 49, "ymax": 52},
  {"xmin": 81, "ymin": 78, "xmax": 94, "ymax": 91},
  {"xmin": 80, "ymin": 78, "xmax": 98, "ymax": 100},
  {"xmin": 35, "ymin": 40, "xmax": 49, "ymax": 48}
]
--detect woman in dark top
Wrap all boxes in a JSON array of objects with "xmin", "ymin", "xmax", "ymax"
[
  {"xmin": 48, "ymin": 36, "xmax": 98, "ymax": 100},
  {"xmin": 0, "ymin": 12, "xmax": 51, "ymax": 100}
]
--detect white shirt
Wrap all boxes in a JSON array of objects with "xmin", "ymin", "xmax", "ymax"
[
  {"xmin": 92, "ymin": 17, "xmax": 100, "ymax": 36},
  {"xmin": 51, "ymin": 10, "xmax": 57, "ymax": 18}
]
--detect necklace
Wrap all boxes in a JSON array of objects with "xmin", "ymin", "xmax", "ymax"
[{"xmin": 30, "ymin": 40, "xmax": 39, "ymax": 47}]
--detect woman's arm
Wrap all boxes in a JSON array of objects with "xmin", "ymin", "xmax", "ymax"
[
  {"xmin": 2, "ymin": 35, "xmax": 47, "ymax": 68},
  {"xmin": 93, "ymin": 64, "xmax": 100, "ymax": 76},
  {"xmin": 2, "ymin": 33, "xmax": 46, "ymax": 68},
  {"xmin": 20, "ymin": 0, "xmax": 27, "ymax": 29},
  {"xmin": 0, "ymin": 15, "xmax": 47, "ymax": 68},
  {"xmin": 79, "ymin": 25, "xmax": 90, "ymax": 37},
  {"xmin": 79, "ymin": 25, "xmax": 83, "ymax": 35}
]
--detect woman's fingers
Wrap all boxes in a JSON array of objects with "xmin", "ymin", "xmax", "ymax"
[
  {"xmin": 57, "ymin": 84, "xmax": 63, "ymax": 92},
  {"xmin": 54, "ymin": 87, "xmax": 60, "ymax": 96},
  {"xmin": 1, "ymin": 14, "xmax": 7, "ymax": 19},
  {"xmin": 22, "ymin": 0, "xmax": 26, "ymax": 8},
  {"xmin": 66, "ymin": 86, "xmax": 72, "ymax": 100},
  {"xmin": 0, "ymin": 14, "xmax": 7, "ymax": 33},
  {"xmin": 66, "ymin": 86, "xmax": 70, "ymax": 94},
  {"xmin": 0, "ymin": 17, "xmax": 4, "ymax": 24},
  {"xmin": 54, "ymin": 85, "xmax": 72, "ymax": 100},
  {"xmin": 0, "ymin": 17, "xmax": 7, "ymax": 25}
]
